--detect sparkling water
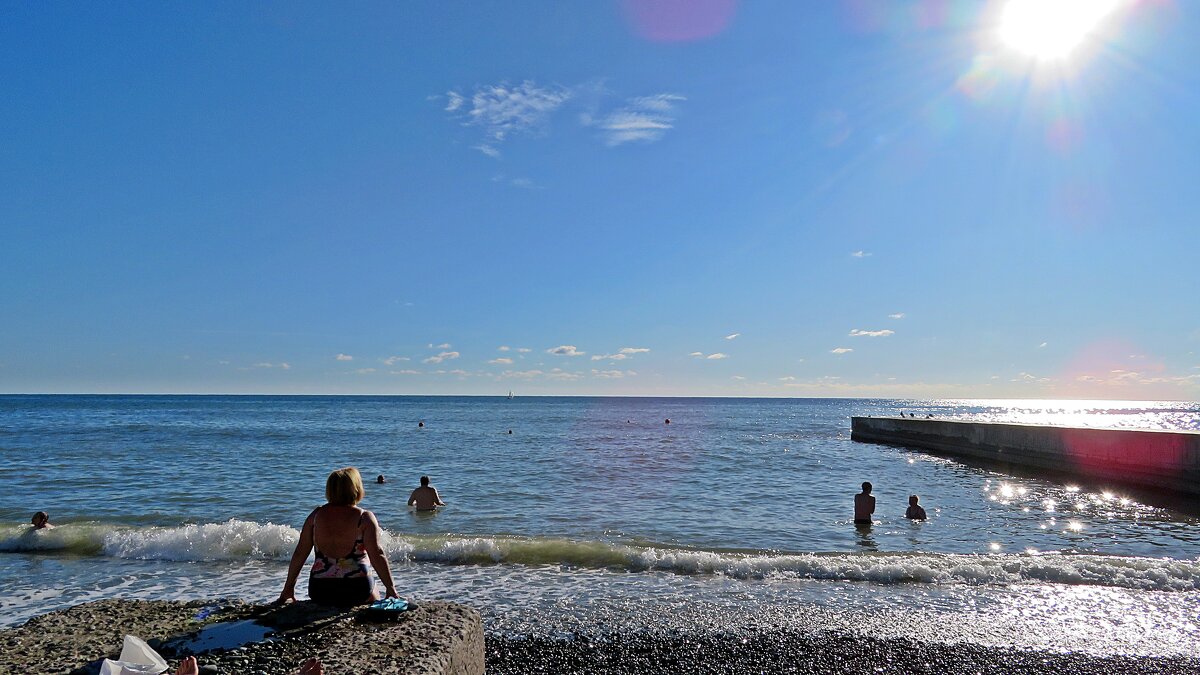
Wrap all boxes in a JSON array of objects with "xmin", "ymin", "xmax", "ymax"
[{"xmin": 1, "ymin": 395, "xmax": 1197, "ymax": 656}]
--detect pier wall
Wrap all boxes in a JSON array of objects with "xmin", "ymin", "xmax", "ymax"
[{"xmin": 850, "ymin": 417, "xmax": 1200, "ymax": 498}]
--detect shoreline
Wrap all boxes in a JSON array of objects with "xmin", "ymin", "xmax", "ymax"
[
  {"xmin": 486, "ymin": 630, "xmax": 1200, "ymax": 675},
  {"xmin": 3, "ymin": 598, "xmax": 1198, "ymax": 675}
]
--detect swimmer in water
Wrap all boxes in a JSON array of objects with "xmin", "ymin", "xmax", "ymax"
[
  {"xmin": 407, "ymin": 475, "xmax": 446, "ymax": 511},
  {"xmin": 854, "ymin": 482, "xmax": 875, "ymax": 526},
  {"xmin": 376, "ymin": 475, "xmax": 386, "ymax": 484},
  {"xmin": 31, "ymin": 511, "xmax": 54, "ymax": 530},
  {"xmin": 905, "ymin": 494, "xmax": 927, "ymax": 520}
]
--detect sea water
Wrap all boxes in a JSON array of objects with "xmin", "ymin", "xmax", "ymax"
[{"xmin": 1, "ymin": 396, "xmax": 1197, "ymax": 656}]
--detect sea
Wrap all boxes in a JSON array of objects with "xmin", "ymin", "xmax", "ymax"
[{"xmin": 1, "ymin": 395, "xmax": 1198, "ymax": 657}]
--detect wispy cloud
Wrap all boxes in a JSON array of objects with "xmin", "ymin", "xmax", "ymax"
[
  {"xmin": 888, "ymin": 313, "xmax": 905, "ymax": 319},
  {"xmin": 390, "ymin": 369, "xmax": 421, "ymax": 375},
  {"xmin": 596, "ymin": 94, "xmax": 685, "ymax": 146},
  {"xmin": 516, "ymin": 347, "xmax": 532, "ymax": 353},
  {"xmin": 423, "ymin": 351, "xmax": 460, "ymax": 364},
  {"xmin": 591, "ymin": 347, "xmax": 650, "ymax": 362},
  {"xmin": 830, "ymin": 347, "xmax": 853, "ymax": 355},
  {"xmin": 706, "ymin": 353, "xmax": 728, "ymax": 360},
  {"xmin": 335, "ymin": 353, "xmax": 354, "ymax": 361},
  {"xmin": 254, "ymin": 362, "xmax": 292, "ymax": 370},
  {"xmin": 434, "ymin": 343, "xmax": 452, "ymax": 350},
  {"xmin": 732, "ymin": 375, "xmax": 746, "ymax": 381},
  {"xmin": 849, "ymin": 329, "xmax": 894, "ymax": 337},
  {"xmin": 1038, "ymin": 342, "xmax": 1048, "ymax": 348},
  {"xmin": 779, "ymin": 376, "xmax": 796, "ymax": 381},
  {"xmin": 498, "ymin": 346, "xmax": 511, "ymax": 352},
  {"xmin": 548, "ymin": 368, "xmax": 583, "ymax": 381},
  {"xmin": 688, "ymin": 351, "xmax": 704, "ymax": 357},
  {"xmin": 724, "ymin": 333, "xmax": 740, "ymax": 341},
  {"xmin": 382, "ymin": 356, "xmax": 410, "ymax": 366},
  {"xmin": 474, "ymin": 144, "xmax": 502, "ymax": 159},
  {"xmin": 547, "ymin": 345, "xmax": 585, "ymax": 357},
  {"xmin": 445, "ymin": 81, "xmax": 571, "ymax": 144},
  {"xmin": 851, "ymin": 250, "xmax": 871, "ymax": 258},
  {"xmin": 501, "ymin": 369, "xmax": 543, "ymax": 379},
  {"xmin": 592, "ymin": 369, "xmax": 636, "ymax": 379},
  {"xmin": 353, "ymin": 368, "xmax": 376, "ymax": 374},
  {"xmin": 489, "ymin": 357, "xmax": 514, "ymax": 365}
]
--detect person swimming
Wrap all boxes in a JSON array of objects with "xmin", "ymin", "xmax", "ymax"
[
  {"xmin": 30, "ymin": 511, "xmax": 54, "ymax": 530},
  {"xmin": 854, "ymin": 482, "xmax": 875, "ymax": 526},
  {"xmin": 906, "ymin": 494, "xmax": 928, "ymax": 520},
  {"xmin": 376, "ymin": 474, "xmax": 386, "ymax": 484},
  {"xmin": 407, "ymin": 475, "xmax": 446, "ymax": 511}
]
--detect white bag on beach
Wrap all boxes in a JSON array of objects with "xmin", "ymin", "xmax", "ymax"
[{"xmin": 99, "ymin": 635, "xmax": 169, "ymax": 675}]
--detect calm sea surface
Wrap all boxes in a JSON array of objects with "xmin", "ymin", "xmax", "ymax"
[{"xmin": 2, "ymin": 396, "xmax": 1198, "ymax": 656}]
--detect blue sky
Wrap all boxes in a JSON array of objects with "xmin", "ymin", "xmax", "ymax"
[{"xmin": 2, "ymin": 0, "xmax": 1198, "ymax": 398}]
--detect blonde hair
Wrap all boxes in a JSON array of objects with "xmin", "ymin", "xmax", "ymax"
[{"xmin": 325, "ymin": 467, "xmax": 365, "ymax": 506}]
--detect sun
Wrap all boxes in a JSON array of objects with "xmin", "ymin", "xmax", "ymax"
[{"xmin": 998, "ymin": 0, "xmax": 1120, "ymax": 61}]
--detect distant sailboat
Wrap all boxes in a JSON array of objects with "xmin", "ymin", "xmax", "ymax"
[{"xmin": 507, "ymin": 391, "xmax": 514, "ymax": 400}]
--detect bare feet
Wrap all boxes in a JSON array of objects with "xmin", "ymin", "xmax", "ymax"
[
  {"xmin": 296, "ymin": 658, "xmax": 324, "ymax": 675},
  {"xmin": 175, "ymin": 656, "xmax": 199, "ymax": 675}
]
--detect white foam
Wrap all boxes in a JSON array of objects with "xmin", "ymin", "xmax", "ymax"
[{"xmin": 4, "ymin": 521, "xmax": 1198, "ymax": 592}]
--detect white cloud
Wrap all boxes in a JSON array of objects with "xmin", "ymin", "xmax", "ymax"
[
  {"xmin": 447, "ymin": 81, "xmax": 571, "ymax": 143},
  {"xmin": 353, "ymin": 368, "xmax": 376, "ymax": 374},
  {"xmin": 474, "ymin": 144, "xmax": 501, "ymax": 159},
  {"xmin": 436, "ymin": 343, "xmax": 452, "ymax": 349},
  {"xmin": 732, "ymin": 375, "xmax": 746, "ymax": 381},
  {"xmin": 382, "ymin": 356, "xmax": 410, "ymax": 366},
  {"xmin": 254, "ymin": 362, "xmax": 291, "ymax": 370},
  {"xmin": 889, "ymin": 313, "xmax": 906, "ymax": 319},
  {"xmin": 423, "ymin": 351, "xmax": 460, "ymax": 364},
  {"xmin": 335, "ymin": 353, "xmax": 354, "ymax": 361},
  {"xmin": 498, "ymin": 346, "xmax": 511, "ymax": 352},
  {"xmin": 620, "ymin": 347, "xmax": 650, "ymax": 355},
  {"xmin": 851, "ymin": 250, "xmax": 872, "ymax": 258},
  {"xmin": 547, "ymin": 367, "xmax": 583, "ymax": 381},
  {"xmin": 547, "ymin": 345, "xmax": 585, "ymax": 357},
  {"xmin": 597, "ymin": 94, "xmax": 685, "ymax": 146},
  {"xmin": 592, "ymin": 369, "xmax": 633, "ymax": 379},
  {"xmin": 502, "ymin": 369, "xmax": 543, "ymax": 379},
  {"xmin": 849, "ymin": 329, "xmax": 894, "ymax": 337},
  {"xmin": 831, "ymin": 347, "xmax": 853, "ymax": 355},
  {"xmin": 688, "ymin": 351, "xmax": 704, "ymax": 357},
  {"xmin": 449, "ymin": 369, "xmax": 469, "ymax": 376},
  {"xmin": 516, "ymin": 347, "xmax": 532, "ymax": 353},
  {"xmin": 706, "ymin": 353, "xmax": 728, "ymax": 360},
  {"xmin": 390, "ymin": 369, "xmax": 420, "ymax": 375},
  {"xmin": 489, "ymin": 357, "xmax": 514, "ymax": 365},
  {"xmin": 779, "ymin": 376, "xmax": 796, "ymax": 381},
  {"xmin": 724, "ymin": 333, "xmax": 740, "ymax": 341},
  {"xmin": 591, "ymin": 353, "xmax": 628, "ymax": 361},
  {"xmin": 1038, "ymin": 342, "xmax": 1048, "ymax": 348}
]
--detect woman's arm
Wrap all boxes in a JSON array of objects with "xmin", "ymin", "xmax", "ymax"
[
  {"xmin": 362, "ymin": 510, "xmax": 398, "ymax": 598},
  {"xmin": 278, "ymin": 510, "xmax": 316, "ymax": 604}
]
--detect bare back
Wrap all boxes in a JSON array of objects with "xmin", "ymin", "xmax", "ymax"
[
  {"xmin": 312, "ymin": 505, "xmax": 365, "ymax": 556},
  {"xmin": 408, "ymin": 485, "xmax": 442, "ymax": 511},
  {"xmin": 854, "ymin": 493, "xmax": 875, "ymax": 521}
]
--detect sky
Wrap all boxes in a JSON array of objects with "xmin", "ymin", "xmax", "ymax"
[{"xmin": 1, "ymin": 0, "xmax": 1198, "ymax": 398}]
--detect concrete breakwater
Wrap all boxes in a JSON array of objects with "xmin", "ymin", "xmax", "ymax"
[
  {"xmin": 0, "ymin": 598, "xmax": 484, "ymax": 675},
  {"xmin": 851, "ymin": 416, "xmax": 1200, "ymax": 499}
]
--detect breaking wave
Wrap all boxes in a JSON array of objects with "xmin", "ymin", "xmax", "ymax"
[{"xmin": 2, "ymin": 521, "xmax": 1197, "ymax": 592}]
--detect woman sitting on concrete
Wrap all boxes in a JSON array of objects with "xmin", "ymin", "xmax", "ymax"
[{"xmin": 278, "ymin": 467, "xmax": 398, "ymax": 607}]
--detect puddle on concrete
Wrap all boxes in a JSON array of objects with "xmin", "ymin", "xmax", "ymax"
[{"xmin": 164, "ymin": 619, "xmax": 274, "ymax": 654}]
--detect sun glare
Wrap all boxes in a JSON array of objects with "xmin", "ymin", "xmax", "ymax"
[{"xmin": 999, "ymin": 0, "xmax": 1120, "ymax": 60}]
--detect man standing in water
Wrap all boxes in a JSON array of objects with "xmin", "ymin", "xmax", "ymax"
[
  {"xmin": 407, "ymin": 475, "xmax": 446, "ymax": 511},
  {"xmin": 854, "ymin": 482, "xmax": 875, "ymax": 526}
]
